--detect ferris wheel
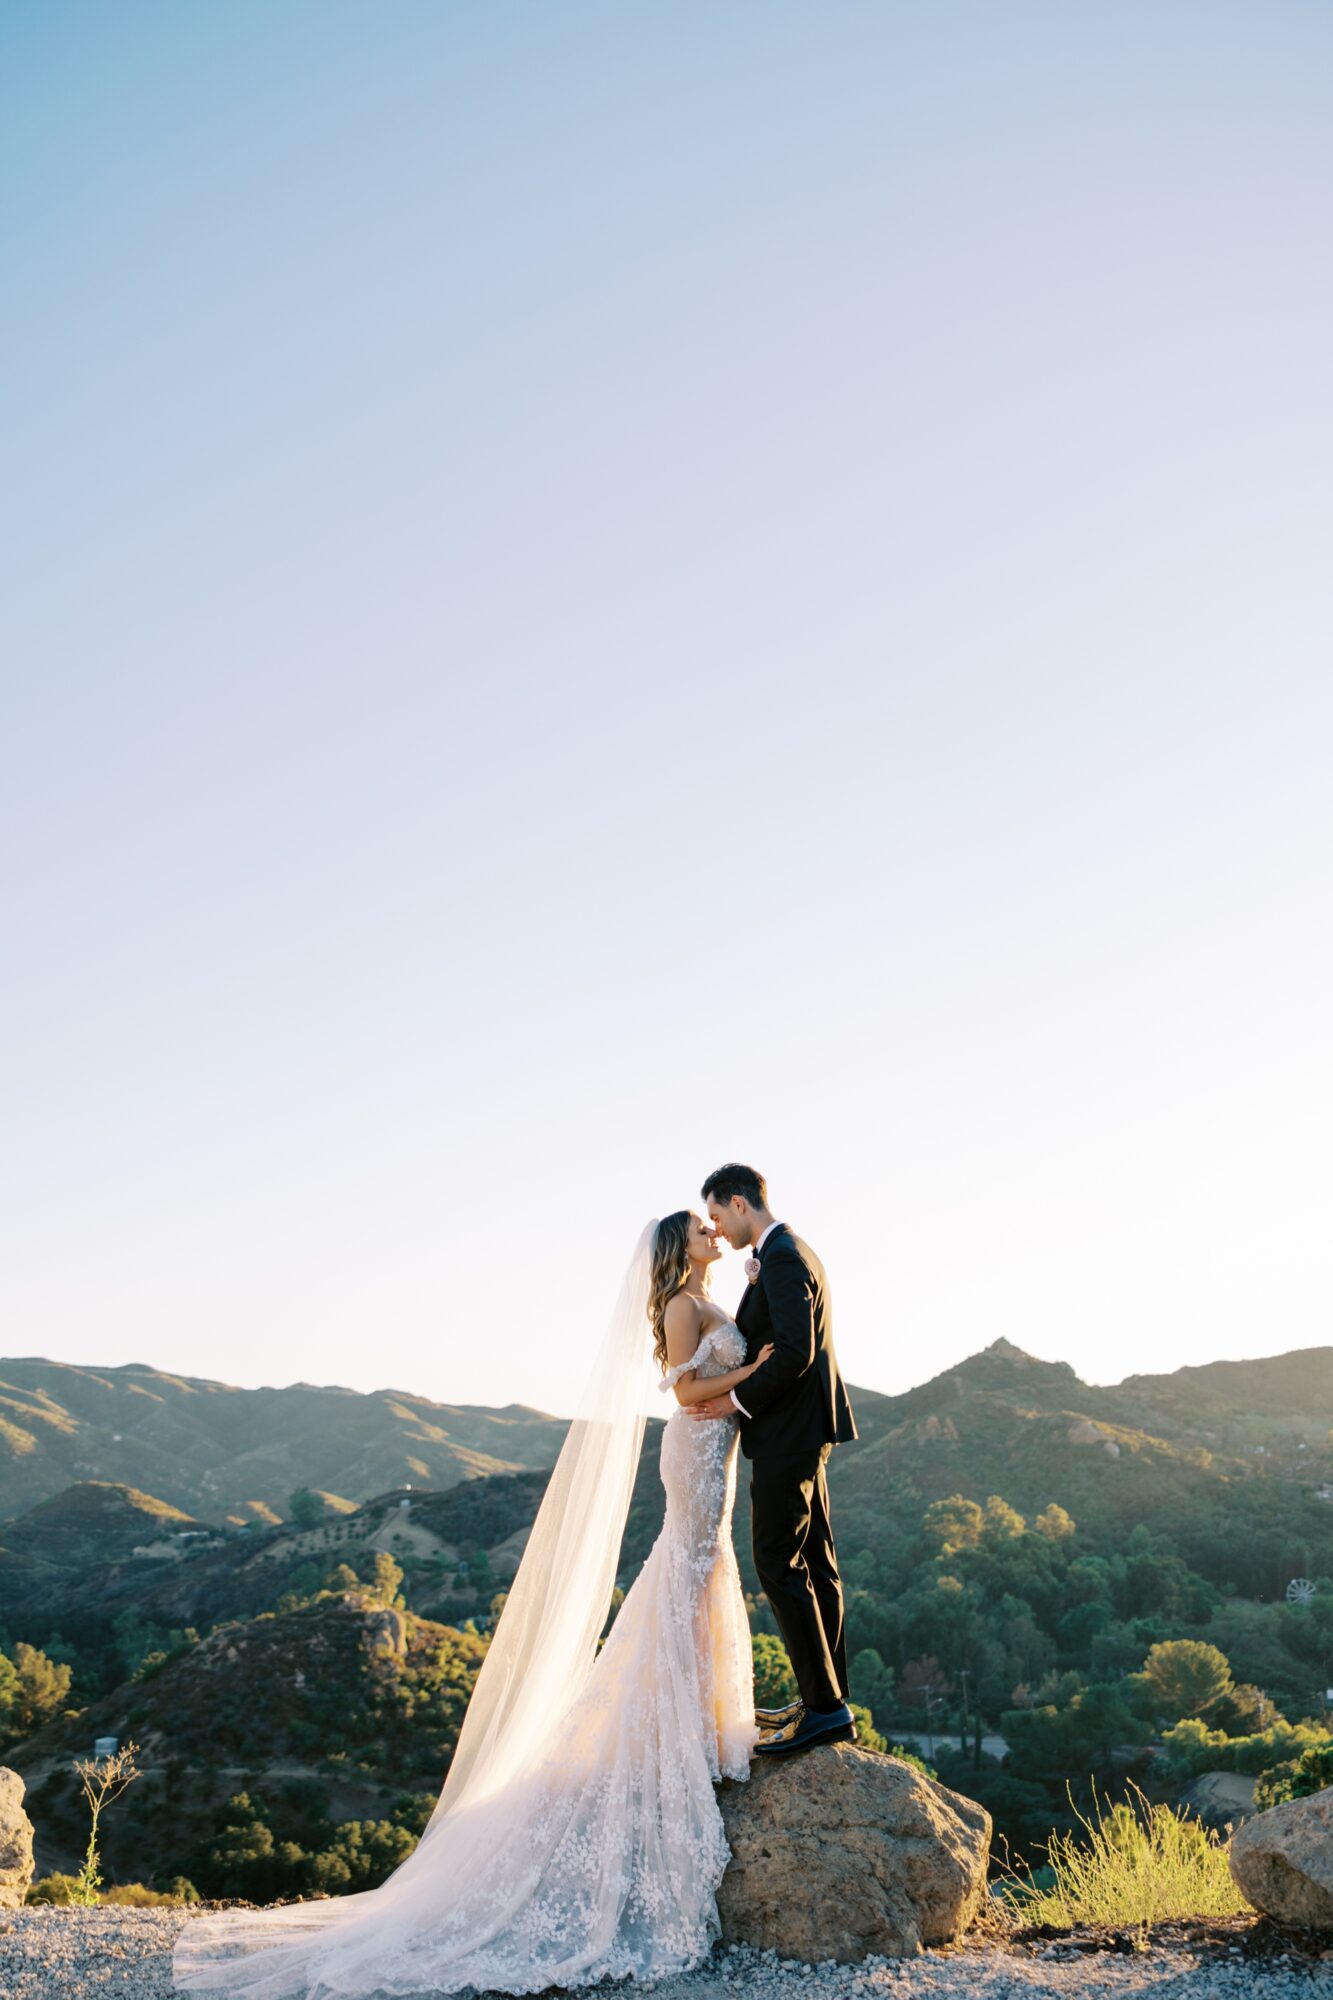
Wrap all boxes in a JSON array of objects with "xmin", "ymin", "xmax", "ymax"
[{"xmin": 1286, "ymin": 1577, "xmax": 1317, "ymax": 1606}]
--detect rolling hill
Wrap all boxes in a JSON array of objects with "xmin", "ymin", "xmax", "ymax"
[
  {"xmin": 7, "ymin": 1338, "xmax": 1333, "ymax": 1662},
  {"xmin": 0, "ymin": 1358, "xmax": 568, "ymax": 1521}
]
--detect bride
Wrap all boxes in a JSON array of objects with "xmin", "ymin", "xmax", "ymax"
[{"xmin": 173, "ymin": 1212, "xmax": 774, "ymax": 1998}]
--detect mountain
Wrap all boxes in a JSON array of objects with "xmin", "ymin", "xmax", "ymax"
[
  {"xmin": 0, "ymin": 1352, "xmax": 903, "ymax": 1528},
  {"xmin": 8, "ymin": 1337, "xmax": 1333, "ymax": 1895},
  {"xmin": 8, "ymin": 1339, "xmax": 1333, "ymax": 1641},
  {"xmin": 832, "ymin": 1339, "xmax": 1333, "ymax": 1600},
  {"xmin": 1115, "ymin": 1347, "xmax": 1333, "ymax": 1436},
  {"xmin": 0, "ymin": 1358, "xmax": 569, "ymax": 1522}
]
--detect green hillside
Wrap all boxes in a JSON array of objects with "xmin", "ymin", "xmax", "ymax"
[
  {"xmin": 835, "ymin": 1339, "xmax": 1333, "ymax": 1598},
  {"xmin": 6, "ymin": 1594, "xmax": 485, "ymax": 1891}
]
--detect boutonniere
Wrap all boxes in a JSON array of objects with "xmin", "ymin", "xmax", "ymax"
[{"xmin": 744, "ymin": 1257, "xmax": 761, "ymax": 1285}]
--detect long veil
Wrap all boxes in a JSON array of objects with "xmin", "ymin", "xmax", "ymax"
[{"xmin": 173, "ymin": 1221, "xmax": 661, "ymax": 1999}]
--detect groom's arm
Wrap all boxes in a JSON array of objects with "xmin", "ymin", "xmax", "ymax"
[{"xmin": 727, "ymin": 1248, "xmax": 816, "ymax": 1419}]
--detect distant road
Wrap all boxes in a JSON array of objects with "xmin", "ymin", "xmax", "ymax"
[{"xmin": 888, "ymin": 1728, "xmax": 1010, "ymax": 1760}]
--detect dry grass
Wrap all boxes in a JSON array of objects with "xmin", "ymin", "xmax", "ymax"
[{"xmin": 1001, "ymin": 1781, "xmax": 1251, "ymax": 1931}]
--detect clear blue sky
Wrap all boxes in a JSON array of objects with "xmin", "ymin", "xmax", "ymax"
[{"xmin": 3, "ymin": 2, "xmax": 1330, "ymax": 1420}]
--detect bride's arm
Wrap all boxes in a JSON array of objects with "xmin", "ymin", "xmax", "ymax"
[
  {"xmin": 662, "ymin": 1296, "xmax": 773, "ymax": 1405},
  {"xmin": 671, "ymin": 1350, "xmax": 773, "ymax": 1406}
]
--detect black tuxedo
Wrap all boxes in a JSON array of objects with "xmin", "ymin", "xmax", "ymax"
[
  {"xmin": 734, "ymin": 1224, "xmax": 857, "ymax": 1711},
  {"xmin": 733, "ymin": 1225, "xmax": 857, "ymax": 1459}
]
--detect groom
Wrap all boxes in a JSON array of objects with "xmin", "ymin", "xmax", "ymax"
[{"xmin": 691, "ymin": 1163, "xmax": 859, "ymax": 1755}]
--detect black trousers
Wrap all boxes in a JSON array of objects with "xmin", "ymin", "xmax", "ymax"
[{"xmin": 750, "ymin": 1444, "xmax": 848, "ymax": 1712}]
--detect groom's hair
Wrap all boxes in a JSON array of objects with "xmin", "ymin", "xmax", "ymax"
[{"xmin": 701, "ymin": 1162, "xmax": 768, "ymax": 1210}]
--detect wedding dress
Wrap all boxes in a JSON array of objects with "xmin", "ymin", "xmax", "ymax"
[{"xmin": 173, "ymin": 1228, "xmax": 756, "ymax": 2000}]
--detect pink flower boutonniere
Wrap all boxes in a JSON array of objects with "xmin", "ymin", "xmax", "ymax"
[{"xmin": 744, "ymin": 1257, "xmax": 761, "ymax": 1285}]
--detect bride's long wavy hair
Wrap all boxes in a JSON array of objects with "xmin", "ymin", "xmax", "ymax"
[{"xmin": 648, "ymin": 1211, "xmax": 696, "ymax": 1372}]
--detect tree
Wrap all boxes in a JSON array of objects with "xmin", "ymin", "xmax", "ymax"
[
  {"xmin": 307, "ymin": 1817, "xmax": 418, "ymax": 1893},
  {"xmin": 1034, "ymin": 1503, "xmax": 1076, "ymax": 1542},
  {"xmin": 1002, "ymin": 1682, "xmax": 1149, "ymax": 1781},
  {"xmin": 1213, "ymin": 1681, "xmax": 1277, "ymax": 1735},
  {"xmin": 195, "ymin": 1792, "xmax": 307, "ymax": 1901},
  {"xmin": 899, "ymin": 1654, "xmax": 953, "ymax": 1716},
  {"xmin": 982, "ymin": 1496, "xmax": 1026, "ymax": 1545},
  {"xmin": 0, "ymin": 1643, "xmax": 72, "ymax": 1739},
  {"xmin": 1143, "ymin": 1639, "xmax": 1232, "ymax": 1721},
  {"xmin": 288, "ymin": 1489, "xmax": 325, "ymax": 1531},
  {"xmin": 752, "ymin": 1634, "xmax": 797, "ymax": 1708},
  {"xmin": 368, "ymin": 1553, "xmax": 406, "ymax": 1610},
  {"xmin": 922, "ymin": 1496, "xmax": 984, "ymax": 1557},
  {"xmin": 850, "ymin": 1647, "xmax": 894, "ymax": 1723}
]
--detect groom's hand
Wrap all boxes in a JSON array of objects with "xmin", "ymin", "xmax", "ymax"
[{"xmin": 687, "ymin": 1394, "xmax": 735, "ymax": 1421}]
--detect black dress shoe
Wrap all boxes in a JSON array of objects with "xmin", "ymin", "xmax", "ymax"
[
  {"xmin": 755, "ymin": 1699, "xmax": 803, "ymax": 1731},
  {"xmin": 752, "ymin": 1702, "xmax": 857, "ymax": 1757}
]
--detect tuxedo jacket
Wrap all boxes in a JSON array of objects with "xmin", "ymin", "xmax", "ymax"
[{"xmin": 733, "ymin": 1224, "xmax": 858, "ymax": 1460}]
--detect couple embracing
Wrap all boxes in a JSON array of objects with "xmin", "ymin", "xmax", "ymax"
[{"xmin": 175, "ymin": 1163, "xmax": 858, "ymax": 2000}]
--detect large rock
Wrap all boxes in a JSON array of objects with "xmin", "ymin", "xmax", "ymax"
[
  {"xmin": 1229, "ymin": 1788, "xmax": 1333, "ymax": 1928},
  {"xmin": 1179, "ymin": 1769, "xmax": 1257, "ymax": 1833},
  {"xmin": 0, "ymin": 1767, "xmax": 36, "ymax": 1908},
  {"xmin": 717, "ymin": 1741, "xmax": 990, "ymax": 1960}
]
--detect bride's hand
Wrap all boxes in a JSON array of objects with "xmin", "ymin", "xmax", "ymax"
[{"xmin": 745, "ymin": 1342, "xmax": 775, "ymax": 1376}]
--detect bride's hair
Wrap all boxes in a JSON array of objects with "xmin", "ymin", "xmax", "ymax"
[{"xmin": 648, "ymin": 1211, "xmax": 694, "ymax": 1371}]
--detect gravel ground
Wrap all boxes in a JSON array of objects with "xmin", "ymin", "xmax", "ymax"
[{"xmin": 3, "ymin": 1908, "xmax": 1333, "ymax": 2000}]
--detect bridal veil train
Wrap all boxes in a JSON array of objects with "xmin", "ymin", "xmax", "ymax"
[{"xmin": 173, "ymin": 1221, "xmax": 756, "ymax": 1998}]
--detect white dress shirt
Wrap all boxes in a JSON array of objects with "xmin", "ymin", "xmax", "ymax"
[{"xmin": 730, "ymin": 1222, "xmax": 780, "ymax": 1417}]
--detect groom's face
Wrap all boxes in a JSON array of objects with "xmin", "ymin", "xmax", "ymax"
[{"xmin": 705, "ymin": 1194, "xmax": 752, "ymax": 1251}]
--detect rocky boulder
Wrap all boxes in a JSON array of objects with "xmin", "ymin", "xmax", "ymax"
[
  {"xmin": 0, "ymin": 1766, "xmax": 36, "ymax": 1908},
  {"xmin": 1178, "ymin": 1769, "xmax": 1257, "ymax": 1833},
  {"xmin": 1229, "ymin": 1787, "xmax": 1333, "ymax": 1928},
  {"xmin": 717, "ymin": 1740, "xmax": 990, "ymax": 1960}
]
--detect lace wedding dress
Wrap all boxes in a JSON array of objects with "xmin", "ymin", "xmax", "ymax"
[{"xmin": 173, "ymin": 1291, "xmax": 756, "ymax": 2000}]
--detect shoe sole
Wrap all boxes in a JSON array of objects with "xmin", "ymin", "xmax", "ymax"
[{"xmin": 753, "ymin": 1722, "xmax": 856, "ymax": 1757}]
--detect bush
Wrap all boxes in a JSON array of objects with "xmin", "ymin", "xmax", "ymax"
[
  {"xmin": 102, "ymin": 1881, "xmax": 187, "ymax": 1906},
  {"xmin": 1255, "ymin": 1741, "xmax": 1333, "ymax": 1810},
  {"xmin": 1161, "ymin": 1715, "xmax": 1333, "ymax": 1784},
  {"xmin": 849, "ymin": 1704, "xmax": 887, "ymax": 1753},
  {"xmin": 27, "ymin": 1873, "xmax": 78, "ymax": 1905},
  {"xmin": 1000, "ymin": 1781, "xmax": 1249, "ymax": 1929},
  {"xmin": 885, "ymin": 1740, "xmax": 936, "ymax": 1777}
]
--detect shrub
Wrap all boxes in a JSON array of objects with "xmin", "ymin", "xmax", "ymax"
[
  {"xmin": 1161, "ymin": 1716, "xmax": 1333, "ymax": 1785},
  {"xmin": 849, "ymin": 1704, "xmax": 887, "ymax": 1753},
  {"xmin": 101, "ymin": 1882, "xmax": 185, "ymax": 1906},
  {"xmin": 1000, "ymin": 1781, "xmax": 1249, "ymax": 1929},
  {"xmin": 70, "ymin": 1742, "xmax": 142, "ymax": 1906},
  {"xmin": 1255, "ymin": 1741, "xmax": 1333, "ymax": 1810},
  {"xmin": 885, "ymin": 1740, "xmax": 935, "ymax": 1776},
  {"xmin": 26, "ymin": 1873, "xmax": 79, "ymax": 1905}
]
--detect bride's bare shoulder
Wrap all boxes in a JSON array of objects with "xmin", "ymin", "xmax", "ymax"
[
  {"xmin": 663, "ymin": 1291, "xmax": 703, "ymax": 1334},
  {"xmin": 662, "ymin": 1291, "xmax": 706, "ymax": 1368}
]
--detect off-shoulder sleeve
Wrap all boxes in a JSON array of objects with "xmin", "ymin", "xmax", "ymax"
[{"xmin": 658, "ymin": 1326, "xmax": 719, "ymax": 1392}]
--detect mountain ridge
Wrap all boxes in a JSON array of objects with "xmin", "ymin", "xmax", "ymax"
[
  {"xmin": 0, "ymin": 1357, "xmax": 572, "ymax": 1523},
  {"xmin": 6, "ymin": 1340, "xmax": 1333, "ymax": 1527}
]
